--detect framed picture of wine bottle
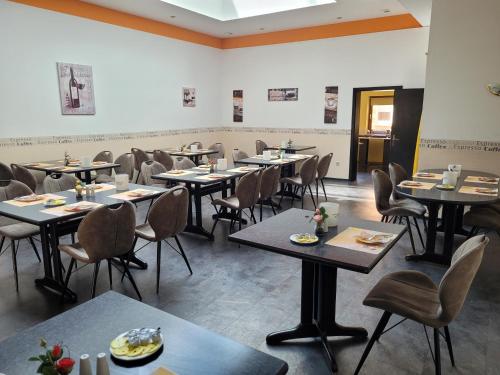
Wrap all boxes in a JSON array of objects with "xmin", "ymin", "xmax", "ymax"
[{"xmin": 57, "ymin": 62, "xmax": 96, "ymax": 115}]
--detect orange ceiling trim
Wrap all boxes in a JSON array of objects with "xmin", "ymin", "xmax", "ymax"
[
  {"xmin": 10, "ymin": 1, "xmax": 421, "ymax": 50},
  {"xmin": 9, "ymin": 0, "xmax": 223, "ymax": 49},
  {"xmin": 221, "ymin": 14, "xmax": 421, "ymax": 49}
]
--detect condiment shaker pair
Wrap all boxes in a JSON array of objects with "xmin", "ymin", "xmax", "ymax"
[{"xmin": 79, "ymin": 353, "xmax": 109, "ymax": 375}]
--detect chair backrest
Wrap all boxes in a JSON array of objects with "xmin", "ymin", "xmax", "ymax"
[
  {"xmin": 260, "ymin": 165, "xmax": 281, "ymax": 200},
  {"xmin": 232, "ymin": 149, "xmax": 249, "ymax": 162},
  {"xmin": 114, "ymin": 153, "xmax": 135, "ymax": 181},
  {"xmin": 371, "ymin": 169, "xmax": 392, "ymax": 213},
  {"xmin": 11, "ymin": 164, "xmax": 37, "ymax": 192},
  {"xmin": 188, "ymin": 141, "xmax": 203, "ymax": 149},
  {"xmin": 77, "ymin": 201, "xmax": 136, "ymax": 262},
  {"xmin": 43, "ymin": 173, "xmax": 78, "ymax": 193},
  {"xmin": 0, "ymin": 162, "xmax": 14, "ymax": 185},
  {"xmin": 437, "ymin": 235, "xmax": 489, "ymax": 324},
  {"xmin": 131, "ymin": 148, "xmax": 150, "ymax": 171},
  {"xmin": 388, "ymin": 162, "xmax": 408, "ymax": 199},
  {"xmin": 93, "ymin": 151, "xmax": 113, "ymax": 176},
  {"xmin": 147, "ymin": 186, "xmax": 189, "ymax": 240},
  {"xmin": 256, "ymin": 140, "xmax": 267, "ymax": 155},
  {"xmin": 236, "ymin": 169, "xmax": 262, "ymax": 209},
  {"xmin": 141, "ymin": 161, "xmax": 167, "ymax": 186},
  {"xmin": 153, "ymin": 150, "xmax": 174, "ymax": 171},
  {"xmin": 299, "ymin": 156, "xmax": 319, "ymax": 185},
  {"xmin": 174, "ymin": 157, "xmax": 196, "ymax": 170},
  {"xmin": 317, "ymin": 153, "xmax": 333, "ymax": 179},
  {"xmin": 208, "ymin": 143, "xmax": 225, "ymax": 160},
  {"xmin": 0, "ymin": 180, "xmax": 33, "ymax": 201}
]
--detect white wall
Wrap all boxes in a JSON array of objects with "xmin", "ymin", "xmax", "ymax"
[
  {"xmin": 220, "ymin": 27, "xmax": 429, "ymax": 129},
  {"xmin": 421, "ymin": 0, "xmax": 500, "ymax": 141},
  {"xmin": 0, "ymin": 0, "xmax": 222, "ymax": 138}
]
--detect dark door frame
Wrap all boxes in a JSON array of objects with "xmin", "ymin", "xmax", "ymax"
[{"xmin": 349, "ymin": 85, "xmax": 403, "ymax": 181}]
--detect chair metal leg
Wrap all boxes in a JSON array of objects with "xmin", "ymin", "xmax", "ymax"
[
  {"xmin": 107, "ymin": 259, "xmax": 113, "ymax": 289},
  {"xmin": 290, "ymin": 185, "xmax": 296, "ymax": 207},
  {"xmin": 307, "ymin": 184, "xmax": 316, "ymax": 209},
  {"xmin": 28, "ymin": 237, "xmax": 41, "ymax": 262},
  {"xmin": 354, "ymin": 311, "xmax": 392, "ymax": 375},
  {"xmin": 135, "ymin": 170, "xmax": 141, "ymax": 183},
  {"xmin": 91, "ymin": 261, "xmax": 101, "ymax": 299},
  {"xmin": 405, "ymin": 217, "xmax": 417, "ymax": 254},
  {"xmin": 321, "ymin": 179, "xmax": 327, "ymax": 201},
  {"xmin": 174, "ymin": 235, "xmax": 193, "ymax": 275},
  {"xmin": 120, "ymin": 258, "xmax": 142, "ymax": 300},
  {"xmin": 444, "ymin": 326, "xmax": 455, "ymax": 366},
  {"xmin": 434, "ymin": 328, "xmax": 442, "ymax": 375},
  {"xmin": 238, "ymin": 210, "xmax": 242, "ymax": 231},
  {"xmin": 259, "ymin": 202, "xmax": 263, "ymax": 222},
  {"xmin": 270, "ymin": 200, "xmax": 277, "ymax": 215},
  {"xmin": 414, "ymin": 217, "xmax": 426, "ymax": 249},
  {"xmin": 301, "ymin": 186, "xmax": 305, "ymax": 209},
  {"xmin": 71, "ymin": 232, "xmax": 75, "ymax": 243},
  {"xmin": 156, "ymin": 241, "xmax": 161, "ymax": 294},
  {"xmin": 278, "ymin": 185, "xmax": 286, "ymax": 207},
  {"xmin": 11, "ymin": 240, "xmax": 19, "ymax": 292},
  {"xmin": 316, "ymin": 178, "xmax": 319, "ymax": 204},
  {"xmin": 61, "ymin": 258, "xmax": 76, "ymax": 303},
  {"xmin": 249, "ymin": 207, "xmax": 257, "ymax": 224},
  {"xmin": 210, "ymin": 212, "xmax": 220, "ymax": 236},
  {"xmin": 380, "ymin": 215, "xmax": 386, "ymax": 222},
  {"xmin": 0, "ymin": 236, "xmax": 4, "ymax": 251}
]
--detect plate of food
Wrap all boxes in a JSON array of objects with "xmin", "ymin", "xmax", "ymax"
[
  {"xmin": 436, "ymin": 184, "xmax": 455, "ymax": 190},
  {"xmin": 110, "ymin": 328, "xmax": 163, "ymax": 361},
  {"xmin": 478, "ymin": 177, "xmax": 498, "ymax": 183},
  {"xmin": 355, "ymin": 232, "xmax": 393, "ymax": 245},
  {"xmin": 415, "ymin": 172, "xmax": 435, "ymax": 178},
  {"xmin": 44, "ymin": 199, "xmax": 66, "ymax": 207},
  {"xmin": 401, "ymin": 181, "xmax": 423, "ymax": 187},
  {"xmin": 289, "ymin": 233, "xmax": 319, "ymax": 245},
  {"xmin": 14, "ymin": 194, "xmax": 44, "ymax": 203},
  {"xmin": 63, "ymin": 203, "xmax": 96, "ymax": 212},
  {"xmin": 475, "ymin": 187, "xmax": 498, "ymax": 195},
  {"xmin": 197, "ymin": 165, "xmax": 211, "ymax": 169}
]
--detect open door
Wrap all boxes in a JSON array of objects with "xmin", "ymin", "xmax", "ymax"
[{"xmin": 388, "ymin": 88, "xmax": 424, "ymax": 173}]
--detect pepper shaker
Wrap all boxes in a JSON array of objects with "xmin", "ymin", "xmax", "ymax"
[
  {"xmin": 96, "ymin": 353, "xmax": 110, "ymax": 375},
  {"xmin": 79, "ymin": 354, "xmax": 93, "ymax": 375}
]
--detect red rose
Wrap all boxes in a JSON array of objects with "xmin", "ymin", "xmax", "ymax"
[
  {"xmin": 51, "ymin": 344, "xmax": 62, "ymax": 359},
  {"xmin": 56, "ymin": 357, "xmax": 75, "ymax": 375}
]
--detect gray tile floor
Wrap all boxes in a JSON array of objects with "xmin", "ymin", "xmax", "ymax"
[{"xmin": 0, "ymin": 178, "xmax": 499, "ymax": 374}]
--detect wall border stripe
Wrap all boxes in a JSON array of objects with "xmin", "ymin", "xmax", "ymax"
[{"xmin": 10, "ymin": 0, "xmax": 421, "ymax": 49}]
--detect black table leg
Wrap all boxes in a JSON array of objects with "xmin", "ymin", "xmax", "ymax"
[
  {"xmin": 184, "ymin": 183, "xmax": 214, "ymax": 240},
  {"xmin": 84, "ymin": 170, "xmax": 92, "ymax": 184},
  {"xmin": 442, "ymin": 204, "xmax": 457, "ymax": 261}
]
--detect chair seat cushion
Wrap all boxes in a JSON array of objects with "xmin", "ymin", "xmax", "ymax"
[
  {"xmin": 463, "ymin": 207, "xmax": 500, "ymax": 231},
  {"xmin": 364, "ymin": 270, "xmax": 443, "ymax": 328},
  {"xmin": 212, "ymin": 195, "xmax": 240, "ymax": 210},
  {"xmin": 58, "ymin": 243, "xmax": 91, "ymax": 263},
  {"xmin": 0, "ymin": 222, "xmax": 39, "ymax": 240},
  {"xmin": 135, "ymin": 223, "xmax": 157, "ymax": 241},
  {"xmin": 280, "ymin": 175, "xmax": 302, "ymax": 185},
  {"xmin": 380, "ymin": 198, "xmax": 426, "ymax": 217}
]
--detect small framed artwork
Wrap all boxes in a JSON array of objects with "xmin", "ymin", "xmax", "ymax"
[
  {"xmin": 324, "ymin": 86, "xmax": 338, "ymax": 124},
  {"xmin": 57, "ymin": 62, "xmax": 95, "ymax": 115},
  {"xmin": 268, "ymin": 88, "xmax": 298, "ymax": 101},
  {"xmin": 233, "ymin": 90, "xmax": 243, "ymax": 122},
  {"xmin": 183, "ymin": 87, "xmax": 196, "ymax": 107}
]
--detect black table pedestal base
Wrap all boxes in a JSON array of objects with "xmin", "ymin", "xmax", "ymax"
[
  {"xmin": 184, "ymin": 224, "xmax": 214, "ymax": 240},
  {"xmin": 211, "ymin": 211, "xmax": 248, "ymax": 225},
  {"xmin": 405, "ymin": 252, "xmax": 450, "ymax": 265},
  {"xmin": 35, "ymin": 277, "xmax": 77, "ymax": 302}
]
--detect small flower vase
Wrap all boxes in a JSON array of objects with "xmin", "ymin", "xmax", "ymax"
[
  {"xmin": 210, "ymin": 164, "xmax": 215, "ymax": 173},
  {"xmin": 314, "ymin": 221, "xmax": 327, "ymax": 237}
]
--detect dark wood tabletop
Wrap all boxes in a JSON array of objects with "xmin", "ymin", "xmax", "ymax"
[
  {"xmin": 397, "ymin": 169, "xmax": 499, "ymax": 205},
  {"xmin": 229, "ymin": 208, "xmax": 406, "ymax": 274},
  {"xmin": 0, "ymin": 183, "xmax": 167, "ymax": 225},
  {"xmin": 234, "ymin": 154, "xmax": 310, "ymax": 167},
  {"xmin": 0, "ymin": 291, "xmax": 288, "ymax": 375},
  {"xmin": 152, "ymin": 167, "xmax": 248, "ymax": 185},
  {"xmin": 22, "ymin": 160, "xmax": 119, "ymax": 175},
  {"xmin": 264, "ymin": 145, "xmax": 316, "ymax": 152}
]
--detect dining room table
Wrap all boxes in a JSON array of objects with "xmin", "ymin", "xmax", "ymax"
[
  {"xmin": 22, "ymin": 159, "xmax": 120, "ymax": 184},
  {"xmin": 152, "ymin": 166, "xmax": 255, "ymax": 240},
  {"xmin": 396, "ymin": 168, "xmax": 499, "ymax": 265},
  {"xmin": 0, "ymin": 183, "xmax": 167, "ymax": 301},
  {"xmin": 146, "ymin": 148, "xmax": 218, "ymax": 165},
  {"xmin": 228, "ymin": 208, "xmax": 406, "ymax": 373},
  {"xmin": 264, "ymin": 145, "xmax": 316, "ymax": 154},
  {"xmin": 0, "ymin": 291, "xmax": 288, "ymax": 375}
]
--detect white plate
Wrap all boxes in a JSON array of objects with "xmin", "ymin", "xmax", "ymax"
[
  {"xmin": 109, "ymin": 330, "xmax": 164, "ymax": 361},
  {"xmin": 289, "ymin": 233, "xmax": 319, "ymax": 245}
]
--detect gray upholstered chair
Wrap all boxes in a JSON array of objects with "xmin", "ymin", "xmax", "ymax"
[
  {"xmin": 58, "ymin": 201, "xmax": 140, "ymax": 300},
  {"xmin": 208, "ymin": 143, "xmax": 225, "ymax": 160},
  {"xmin": 11, "ymin": 164, "xmax": 37, "ymax": 192},
  {"xmin": 132, "ymin": 187, "xmax": 192, "ymax": 293},
  {"xmin": 94, "ymin": 152, "xmax": 135, "ymax": 184},
  {"xmin": 211, "ymin": 169, "xmax": 262, "ymax": 234},
  {"xmin": 258, "ymin": 165, "xmax": 281, "ymax": 221},
  {"xmin": 93, "ymin": 150, "xmax": 113, "ymax": 177},
  {"xmin": 188, "ymin": 141, "xmax": 203, "ymax": 149},
  {"xmin": 0, "ymin": 162, "xmax": 14, "ymax": 186},
  {"xmin": 0, "ymin": 180, "xmax": 41, "ymax": 291},
  {"xmin": 464, "ymin": 205, "xmax": 500, "ymax": 237},
  {"xmin": 174, "ymin": 157, "xmax": 196, "ymax": 170},
  {"xmin": 232, "ymin": 149, "xmax": 249, "ymax": 163},
  {"xmin": 279, "ymin": 155, "xmax": 319, "ymax": 209},
  {"xmin": 315, "ymin": 153, "xmax": 333, "ymax": 202},
  {"xmin": 388, "ymin": 163, "xmax": 429, "ymax": 217},
  {"xmin": 355, "ymin": 235, "xmax": 489, "ymax": 375},
  {"xmin": 140, "ymin": 160, "xmax": 167, "ymax": 187},
  {"xmin": 256, "ymin": 140, "xmax": 267, "ymax": 155},
  {"xmin": 43, "ymin": 173, "xmax": 78, "ymax": 193},
  {"xmin": 131, "ymin": 148, "xmax": 150, "ymax": 183},
  {"xmin": 153, "ymin": 150, "xmax": 174, "ymax": 171},
  {"xmin": 372, "ymin": 169, "xmax": 426, "ymax": 254}
]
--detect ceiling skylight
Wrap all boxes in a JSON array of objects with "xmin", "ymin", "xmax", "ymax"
[{"xmin": 161, "ymin": 0, "xmax": 337, "ymax": 21}]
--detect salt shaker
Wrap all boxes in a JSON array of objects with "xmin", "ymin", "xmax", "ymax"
[
  {"xmin": 79, "ymin": 354, "xmax": 93, "ymax": 375},
  {"xmin": 96, "ymin": 353, "xmax": 110, "ymax": 375},
  {"xmin": 85, "ymin": 184, "xmax": 90, "ymax": 197}
]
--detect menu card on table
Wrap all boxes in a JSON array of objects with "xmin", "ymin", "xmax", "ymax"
[
  {"xmin": 4, "ymin": 194, "xmax": 66, "ymax": 207},
  {"xmin": 464, "ymin": 176, "xmax": 500, "ymax": 184},
  {"xmin": 458, "ymin": 186, "xmax": 498, "ymax": 196},
  {"xmin": 41, "ymin": 201, "xmax": 103, "ymax": 216},
  {"xmin": 326, "ymin": 227, "xmax": 398, "ymax": 255}
]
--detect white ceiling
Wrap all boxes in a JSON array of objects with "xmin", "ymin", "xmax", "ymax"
[{"xmin": 81, "ymin": 0, "xmax": 431, "ymax": 38}]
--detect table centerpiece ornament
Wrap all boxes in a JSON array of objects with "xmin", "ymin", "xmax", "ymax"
[
  {"xmin": 28, "ymin": 338, "xmax": 75, "ymax": 375},
  {"xmin": 310, "ymin": 206, "xmax": 329, "ymax": 236}
]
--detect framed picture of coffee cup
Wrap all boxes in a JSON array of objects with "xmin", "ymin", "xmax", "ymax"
[{"xmin": 324, "ymin": 86, "xmax": 338, "ymax": 124}]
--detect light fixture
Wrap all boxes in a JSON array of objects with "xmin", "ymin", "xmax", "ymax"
[
  {"xmin": 224, "ymin": 32, "xmax": 233, "ymax": 35},
  {"xmin": 336, "ymin": 16, "xmax": 343, "ymax": 19},
  {"xmin": 383, "ymin": 9, "xmax": 391, "ymax": 13},
  {"xmin": 170, "ymin": 15, "xmax": 176, "ymax": 18},
  {"xmin": 259, "ymin": 27, "xmax": 265, "ymax": 31}
]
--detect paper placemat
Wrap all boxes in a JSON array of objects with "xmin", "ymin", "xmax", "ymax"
[
  {"xmin": 23, "ymin": 162, "xmax": 54, "ymax": 168},
  {"xmin": 326, "ymin": 227, "xmax": 397, "ymax": 254},
  {"xmin": 195, "ymin": 174, "xmax": 231, "ymax": 181},
  {"xmin": 152, "ymin": 367, "xmax": 177, "ymax": 375},
  {"xmin": 67, "ymin": 184, "xmax": 116, "ymax": 194},
  {"xmin": 41, "ymin": 201, "xmax": 103, "ymax": 217},
  {"xmin": 108, "ymin": 189, "xmax": 159, "ymax": 201},
  {"xmin": 4, "ymin": 194, "xmax": 66, "ymax": 207},
  {"xmin": 252, "ymin": 155, "xmax": 279, "ymax": 160},
  {"xmin": 464, "ymin": 176, "xmax": 500, "ymax": 184},
  {"xmin": 287, "ymin": 154, "xmax": 311, "ymax": 159},
  {"xmin": 160, "ymin": 170, "xmax": 194, "ymax": 177},
  {"xmin": 398, "ymin": 181, "xmax": 436, "ymax": 190},
  {"xmin": 227, "ymin": 167, "xmax": 260, "ymax": 173},
  {"xmin": 269, "ymin": 159, "xmax": 292, "ymax": 164},
  {"xmin": 412, "ymin": 172, "xmax": 443, "ymax": 180},
  {"xmin": 50, "ymin": 166, "xmax": 79, "ymax": 172},
  {"xmin": 458, "ymin": 185, "xmax": 499, "ymax": 196}
]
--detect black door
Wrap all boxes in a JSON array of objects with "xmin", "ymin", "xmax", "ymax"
[{"xmin": 388, "ymin": 88, "xmax": 424, "ymax": 174}]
